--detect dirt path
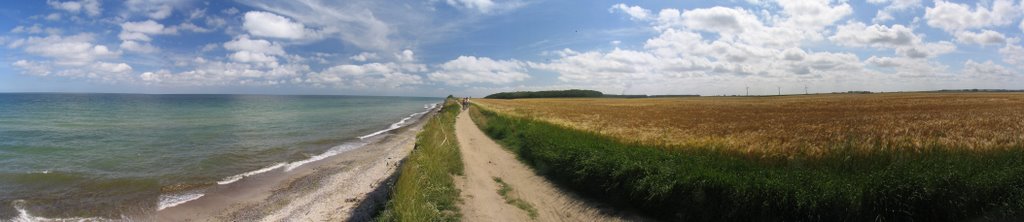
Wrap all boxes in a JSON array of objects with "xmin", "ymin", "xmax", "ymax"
[{"xmin": 454, "ymin": 110, "xmax": 625, "ymax": 222}]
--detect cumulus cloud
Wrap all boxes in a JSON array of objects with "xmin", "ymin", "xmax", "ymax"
[
  {"xmin": 350, "ymin": 52, "xmax": 378, "ymax": 62},
  {"xmin": 124, "ymin": 0, "xmax": 182, "ymax": 20},
  {"xmin": 13, "ymin": 34, "xmax": 120, "ymax": 66},
  {"xmin": 445, "ymin": 0, "xmax": 523, "ymax": 14},
  {"xmin": 117, "ymin": 20, "xmax": 177, "ymax": 53},
  {"xmin": 121, "ymin": 20, "xmax": 176, "ymax": 36},
  {"xmin": 395, "ymin": 49, "xmax": 416, "ymax": 62},
  {"xmin": 430, "ymin": 56, "xmax": 529, "ymax": 85},
  {"xmin": 12, "ymin": 60, "xmax": 53, "ymax": 76},
  {"xmin": 306, "ymin": 63, "xmax": 425, "ymax": 88},
  {"xmin": 657, "ymin": 6, "xmax": 764, "ymax": 34},
  {"xmin": 955, "ymin": 30, "xmax": 1007, "ymax": 46},
  {"xmin": 120, "ymin": 41, "xmax": 159, "ymax": 53},
  {"xmin": 223, "ymin": 35, "xmax": 287, "ymax": 67},
  {"xmin": 610, "ymin": 4, "xmax": 650, "ymax": 21},
  {"xmin": 1001, "ymin": 43, "xmax": 1024, "ymax": 68},
  {"xmin": 831, "ymin": 22, "xmax": 955, "ymax": 58},
  {"xmin": 243, "ymin": 11, "xmax": 318, "ymax": 40},
  {"xmin": 963, "ymin": 60, "xmax": 1017, "ymax": 78},
  {"xmin": 865, "ymin": 56, "xmax": 949, "ymax": 78},
  {"xmin": 140, "ymin": 60, "xmax": 311, "ymax": 86},
  {"xmin": 47, "ymin": 0, "xmax": 101, "ymax": 17},
  {"xmin": 774, "ymin": 0, "xmax": 853, "ymax": 32},
  {"xmin": 870, "ymin": 0, "xmax": 922, "ymax": 23},
  {"xmin": 924, "ymin": 0, "xmax": 1021, "ymax": 32}
]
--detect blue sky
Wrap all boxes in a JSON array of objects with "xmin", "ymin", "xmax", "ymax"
[{"xmin": 1, "ymin": 0, "xmax": 1023, "ymax": 97}]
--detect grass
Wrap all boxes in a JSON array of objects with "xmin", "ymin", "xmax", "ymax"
[
  {"xmin": 469, "ymin": 93, "xmax": 1024, "ymax": 221},
  {"xmin": 375, "ymin": 98, "xmax": 464, "ymax": 222},
  {"xmin": 493, "ymin": 177, "xmax": 538, "ymax": 219}
]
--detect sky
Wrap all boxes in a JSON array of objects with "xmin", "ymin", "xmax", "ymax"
[{"xmin": 1, "ymin": 0, "xmax": 1023, "ymax": 97}]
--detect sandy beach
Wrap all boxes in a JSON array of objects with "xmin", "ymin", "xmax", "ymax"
[{"xmin": 152, "ymin": 109, "xmax": 434, "ymax": 221}]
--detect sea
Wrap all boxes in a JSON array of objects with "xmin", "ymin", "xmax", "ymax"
[{"xmin": 0, "ymin": 93, "xmax": 440, "ymax": 220}]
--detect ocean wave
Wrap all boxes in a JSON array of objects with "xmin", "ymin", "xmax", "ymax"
[
  {"xmin": 358, "ymin": 103, "xmax": 438, "ymax": 140},
  {"xmin": 157, "ymin": 191, "xmax": 205, "ymax": 211},
  {"xmin": 9, "ymin": 199, "xmax": 117, "ymax": 222},
  {"xmin": 284, "ymin": 142, "xmax": 364, "ymax": 171},
  {"xmin": 216, "ymin": 162, "xmax": 287, "ymax": 185}
]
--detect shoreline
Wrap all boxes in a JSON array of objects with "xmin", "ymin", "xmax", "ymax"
[{"xmin": 150, "ymin": 104, "xmax": 437, "ymax": 221}]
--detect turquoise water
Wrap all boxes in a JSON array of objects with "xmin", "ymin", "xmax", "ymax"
[{"xmin": 0, "ymin": 93, "xmax": 439, "ymax": 219}]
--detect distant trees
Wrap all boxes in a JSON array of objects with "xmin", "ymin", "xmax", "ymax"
[{"xmin": 485, "ymin": 89, "xmax": 603, "ymax": 99}]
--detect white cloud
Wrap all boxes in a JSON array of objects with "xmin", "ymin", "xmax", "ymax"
[
  {"xmin": 895, "ymin": 41, "xmax": 956, "ymax": 58},
  {"xmin": 92, "ymin": 62, "xmax": 133, "ymax": 74},
  {"xmin": 45, "ymin": 13, "xmax": 62, "ymax": 21},
  {"xmin": 610, "ymin": 4, "xmax": 650, "ymax": 21},
  {"xmin": 117, "ymin": 20, "xmax": 177, "ymax": 53},
  {"xmin": 124, "ymin": 0, "xmax": 182, "ymax": 20},
  {"xmin": 350, "ymin": 52, "xmax": 378, "ymax": 62},
  {"xmin": 395, "ymin": 49, "xmax": 416, "ymax": 62},
  {"xmin": 121, "ymin": 20, "xmax": 176, "ymax": 36},
  {"xmin": 871, "ymin": 0, "xmax": 922, "ymax": 23},
  {"xmin": 866, "ymin": 56, "xmax": 949, "ymax": 78},
  {"xmin": 11, "ymin": 25, "xmax": 45, "ymax": 34},
  {"xmin": 238, "ymin": 1, "xmax": 413, "ymax": 51},
  {"xmin": 306, "ymin": 62, "xmax": 425, "ymax": 88},
  {"xmin": 13, "ymin": 34, "xmax": 120, "ymax": 66},
  {"xmin": 47, "ymin": 0, "xmax": 101, "ymax": 17},
  {"xmin": 831, "ymin": 22, "xmax": 917, "ymax": 48},
  {"xmin": 774, "ymin": 0, "xmax": 853, "ymax": 32},
  {"xmin": 243, "ymin": 11, "xmax": 317, "ymax": 40},
  {"xmin": 223, "ymin": 35, "xmax": 287, "ymax": 67},
  {"xmin": 12, "ymin": 60, "xmax": 52, "ymax": 76},
  {"xmin": 430, "ymin": 56, "xmax": 529, "ymax": 85},
  {"xmin": 118, "ymin": 20, "xmax": 177, "ymax": 46},
  {"xmin": 223, "ymin": 35, "xmax": 286, "ymax": 56},
  {"xmin": 1001, "ymin": 43, "xmax": 1024, "ymax": 68},
  {"xmin": 963, "ymin": 60, "xmax": 1017, "ymax": 78},
  {"xmin": 955, "ymin": 30, "xmax": 1007, "ymax": 46},
  {"xmin": 140, "ymin": 60, "xmax": 311, "ymax": 86},
  {"xmin": 660, "ymin": 7, "xmax": 764, "ymax": 34},
  {"xmin": 831, "ymin": 22, "xmax": 955, "ymax": 58},
  {"xmin": 445, "ymin": 0, "xmax": 523, "ymax": 14},
  {"xmin": 120, "ymin": 40, "xmax": 159, "ymax": 53},
  {"xmin": 174, "ymin": 22, "xmax": 212, "ymax": 33},
  {"xmin": 924, "ymin": 0, "xmax": 1021, "ymax": 32}
]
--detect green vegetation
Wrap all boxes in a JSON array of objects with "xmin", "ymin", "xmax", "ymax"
[
  {"xmin": 484, "ymin": 89, "xmax": 602, "ymax": 99},
  {"xmin": 469, "ymin": 105, "xmax": 1024, "ymax": 221},
  {"xmin": 493, "ymin": 177, "xmax": 538, "ymax": 219},
  {"xmin": 376, "ymin": 98, "xmax": 464, "ymax": 222}
]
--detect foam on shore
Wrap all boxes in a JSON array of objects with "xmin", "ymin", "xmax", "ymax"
[{"xmin": 217, "ymin": 162, "xmax": 287, "ymax": 185}]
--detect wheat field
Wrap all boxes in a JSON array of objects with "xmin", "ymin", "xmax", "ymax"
[{"xmin": 474, "ymin": 93, "xmax": 1024, "ymax": 158}]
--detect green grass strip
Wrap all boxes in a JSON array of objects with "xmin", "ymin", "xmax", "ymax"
[
  {"xmin": 493, "ymin": 177, "xmax": 539, "ymax": 219},
  {"xmin": 376, "ymin": 98, "xmax": 464, "ymax": 222},
  {"xmin": 470, "ymin": 105, "xmax": 1024, "ymax": 221}
]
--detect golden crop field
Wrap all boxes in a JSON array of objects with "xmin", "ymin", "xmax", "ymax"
[{"xmin": 474, "ymin": 93, "xmax": 1024, "ymax": 157}]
